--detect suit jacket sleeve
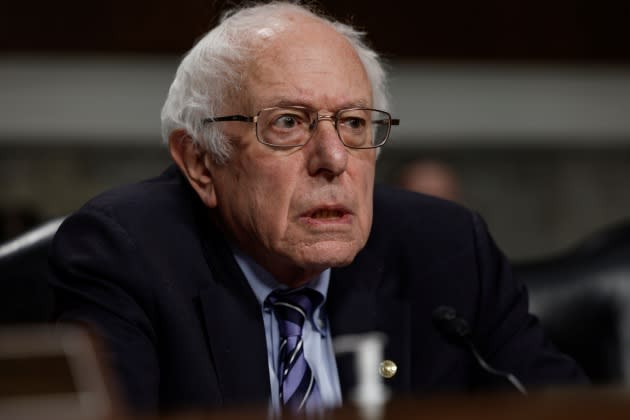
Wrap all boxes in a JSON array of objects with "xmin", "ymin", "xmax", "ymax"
[
  {"xmin": 468, "ymin": 211, "xmax": 588, "ymax": 387},
  {"xmin": 48, "ymin": 168, "xmax": 270, "ymax": 413},
  {"xmin": 49, "ymin": 206, "xmax": 161, "ymax": 410}
]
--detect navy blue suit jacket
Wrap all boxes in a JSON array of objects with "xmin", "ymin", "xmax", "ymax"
[{"xmin": 49, "ymin": 165, "xmax": 587, "ymax": 413}]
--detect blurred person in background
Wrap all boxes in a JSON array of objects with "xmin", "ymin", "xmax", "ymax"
[{"xmin": 397, "ymin": 159, "xmax": 462, "ymax": 203}]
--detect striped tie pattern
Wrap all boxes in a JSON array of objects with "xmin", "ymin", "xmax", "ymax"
[{"xmin": 267, "ymin": 288, "xmax": 323, "ymax": 412}]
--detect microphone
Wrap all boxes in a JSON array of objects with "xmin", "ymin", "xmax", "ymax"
[{"xmin": 432, "ymin": 306, "xmax": 528, "ymax": 395}]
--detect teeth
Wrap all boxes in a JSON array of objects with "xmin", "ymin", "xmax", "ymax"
[{"xmin": 312, "ymin": 210, "xmax": 341, "ymax": 218}]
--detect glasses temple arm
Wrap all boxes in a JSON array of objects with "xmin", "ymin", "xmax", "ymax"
[
  {"xmin": 372, "ymin": 118, "xmax": 400, "ymax": 126},
  {"xmin": 203, "ymin": 115, "xmax": 254, "ymax": 124}
]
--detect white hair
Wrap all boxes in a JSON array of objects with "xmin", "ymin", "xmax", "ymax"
[{"xmin": 160, "ymin": 1, "xmax": 389, "ymax": 164}]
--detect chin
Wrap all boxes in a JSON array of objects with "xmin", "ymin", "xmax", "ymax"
[{"xmin": 296, "ymin": 241, "xmax": 363, "ymax": 269}]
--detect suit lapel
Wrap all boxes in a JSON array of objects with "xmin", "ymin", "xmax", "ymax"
[
  {"xmin": 328, "ymin": 235, "xmax": 411, "ymax": 399},
  {"xmin": 196, "ymin": 213, "xmax": 270, "ymax": 406}
]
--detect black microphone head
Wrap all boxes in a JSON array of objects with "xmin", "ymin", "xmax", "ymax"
[
  {"xmin": 432, "ymin": 306, "xmax": 457, "ymax": 323},
  {"xmin": 432, "ymin": 308, "xmax": 527, "ymax": 394},
  {"xmin": 432, "ymin": 306, "xmax": 472, "ymax": 343}
]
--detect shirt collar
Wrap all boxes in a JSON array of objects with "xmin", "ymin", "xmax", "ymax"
[{"xmin": 232, "ymin": 245, "xmax": 330, "ymax": 335}]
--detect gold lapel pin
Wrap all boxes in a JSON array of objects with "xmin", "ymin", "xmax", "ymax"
[{"xmin": 379, "ymin": 360, "xmax": 397, "ymax": 379}]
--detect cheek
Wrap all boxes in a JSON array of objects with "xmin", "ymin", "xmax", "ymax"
[
  {"xmin": 361, "ymin": 185, "xmax": 374, "ymax": 228},
  {"xmin": 247, "ymin": 161, "xmax": 300, "ymax": 235},
  {"xmin": 355, "ymin": 158, "xmax": 376, "ymax": 228}
]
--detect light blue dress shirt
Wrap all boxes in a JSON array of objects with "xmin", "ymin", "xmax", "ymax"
[{"xmin": 232, "ymin": 247, "xmax": 343, "ymax": 413}]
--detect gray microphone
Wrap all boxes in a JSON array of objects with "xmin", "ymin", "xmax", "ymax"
[{"xmin": 432, "ymin": 306, "xmax": 528, "ymax": 395}]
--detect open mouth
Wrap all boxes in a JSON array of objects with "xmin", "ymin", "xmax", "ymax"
[
  {"xmin": 310, "ymin": 209, "xmax": 345, "ymax": 219},
  {"xmin": 301, "ymin": 205, "xmax": 352, "ymax": 222}
]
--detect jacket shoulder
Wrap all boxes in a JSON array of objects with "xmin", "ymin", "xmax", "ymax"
[
  {"xmin": 79, "ymin": 165, "xmax": 191, "ymax": 220},
  {"xmin": 372, "ymin": 184, "xmax": 476, "ymax": 240}
]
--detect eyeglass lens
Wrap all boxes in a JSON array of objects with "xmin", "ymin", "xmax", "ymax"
[{"xmin": 257, "ymin": 108, "xmax": 391, "ymax": 148}]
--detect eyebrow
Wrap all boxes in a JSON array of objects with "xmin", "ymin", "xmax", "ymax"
[{"xmin": 263, "ymin": 98, "xmax": 372, "ymax": 110}]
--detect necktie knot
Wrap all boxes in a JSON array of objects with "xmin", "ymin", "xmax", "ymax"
[{"xmin": 267, "ymin": 288, "xmax": 322, "ymax": 337}]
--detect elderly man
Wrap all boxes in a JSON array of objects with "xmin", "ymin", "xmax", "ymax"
[{"xmin": 49, "ymin": 1, "xmax": 587, "ymax": 415}]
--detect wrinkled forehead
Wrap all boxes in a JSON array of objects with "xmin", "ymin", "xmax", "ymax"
[{"xmin": 235, "ymin": 15, "xmax": 372, "ymax": 112}]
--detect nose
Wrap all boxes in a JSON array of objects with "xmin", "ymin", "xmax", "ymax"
[{"xmin": 305, "ymin": 114, "xmax": 348, "ymax": 179}]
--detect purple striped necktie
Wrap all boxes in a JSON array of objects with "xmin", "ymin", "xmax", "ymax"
[{"xmin": 267, "ymin": 288, "xmax": 323, "ymax": 412}]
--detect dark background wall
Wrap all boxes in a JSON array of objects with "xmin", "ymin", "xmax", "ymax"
[{"xmin": 2, "ymin": 0, "xmax": 630, "ymax": 61}]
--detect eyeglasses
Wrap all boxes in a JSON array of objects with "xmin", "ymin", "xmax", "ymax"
[{"xmin": 203, "ymin": 106, "xmax": 400, "ymax": 149}]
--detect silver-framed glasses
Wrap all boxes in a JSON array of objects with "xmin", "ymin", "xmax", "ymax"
[{"xmin": 203, "ymin": 106, "xmax": 400, "ymax": 149}]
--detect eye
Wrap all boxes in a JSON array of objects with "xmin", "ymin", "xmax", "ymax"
[
  {"xmin": 340, "ymin": 116, "xmax": 367, "ymax": 130},
  {"xmin": 271, "ymin": 113, "xmax": 305, "ymax": 130}
]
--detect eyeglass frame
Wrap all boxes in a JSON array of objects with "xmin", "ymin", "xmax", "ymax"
[{"xmin": 202, "ymin": 106, "xmax": 400, "ymax": 149}]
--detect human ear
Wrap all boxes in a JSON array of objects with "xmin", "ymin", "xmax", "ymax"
[{"xmin": 168, "ymin": 129, "xmax": 218, "ymax": 208}]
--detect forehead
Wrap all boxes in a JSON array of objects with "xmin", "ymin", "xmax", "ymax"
[{"xmin": 240, "ymin": 16, "xmax": 372, "ymax": 111}]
